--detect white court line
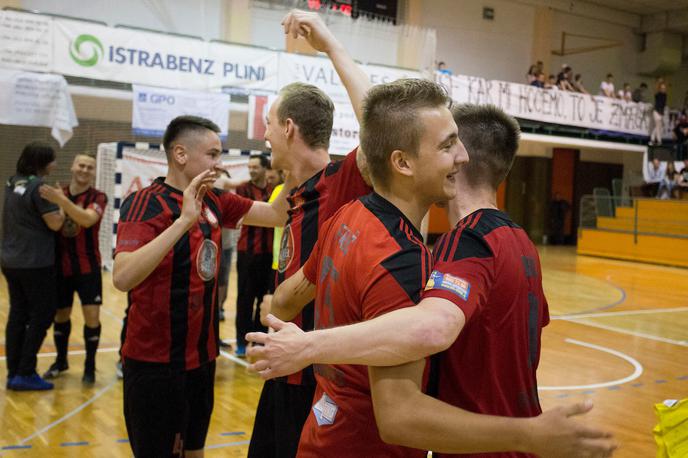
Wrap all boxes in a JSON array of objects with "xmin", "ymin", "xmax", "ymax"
[
  {"xmin": 16, "ymin": 381, "xmax": 117, "ymax": 446},
  {"xmin": 220, "ymin": 350, "xmax": 249, "ymax": 368},
  {"xmin": 539, "ymin": 338, "xmax": 643, "ymax": 391},
  {"xmin": 555, "ymin": 306, "xmax": 688, "ymax": 320},
  {"xmin": 561, "ymin": 319, "xmax": 688, "ymax": 347},
  {"xmin": 0, "ymin": 347, "xmax": 119, "ymax": 362}
]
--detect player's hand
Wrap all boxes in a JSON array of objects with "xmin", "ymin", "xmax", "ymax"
[
  {"xmin": 180, "ymin": 170, "xmax": 218, "ymax": 228},
  {"xmin": 259, "ymin": 294, "xmax": 273, "ymax": 327},
  {"xmin": 526, "ymin": 401, "xmax": 617, "ymax": 457},
  {"xmin": 246, "ymin": 314, "xmax": 310, "ymax": 380},
  {"xmin": 39, "ymin": 182, "xmax": 67, "ymax": 205},
  {"xmin": 281, "ymin": 10, "xmax": 339, "ymax": 54}
]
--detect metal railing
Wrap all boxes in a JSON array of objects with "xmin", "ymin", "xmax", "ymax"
[{"xmin": 579, "ymin": 194, "xmax": 688, "ymax": 242}]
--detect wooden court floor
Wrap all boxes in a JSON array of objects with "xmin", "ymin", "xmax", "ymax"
[{"xmin": 1, "ymin": 246, "xmax": 686, "ymax": 457}]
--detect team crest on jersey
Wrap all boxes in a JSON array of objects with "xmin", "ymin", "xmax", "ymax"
[
  {"xmin": 313, "ymin": 392, "xmax": 338, "ymax": 426},
  {"xmin": 425, "ymin": 270, "xmax": 470, "ymax": 301},
  {"xmin": 277, "ymin": 224, "xmax": 295, "ymax": 273},
  {"xmin": 196, "ymin": 239, "xmax": 218, "ymax": 281},
  {"xmin": 61, "ymin": 216, "xmax": 81, "ymax": 238},
  {"xmin": 201, "ymin": 207, "xmax": 219, "ymax": 228}
]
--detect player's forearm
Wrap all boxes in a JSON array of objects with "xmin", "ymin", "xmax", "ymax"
[
  {"xmin": 376, "ymin": 389, "xmax": 531, "ymax": 454},
  {"xmin": 271, "ymin": 271, "xmax": 315, "ymax": 322},
  {"xmin": 327, "ymin": 43, "xmax": 371, "ymax": 123},
  {"xmin": 59, "ymin": 198, "xmax": 99, "ymax": 228},
  {"xmin": 303, "ymin": 304, "xmax": 458, "ymax": 366},
  {"xmin": 113, "ymin": 218, "xmax": 193, "ymax": 292}
]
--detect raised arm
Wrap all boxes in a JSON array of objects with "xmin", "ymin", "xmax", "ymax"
[
  {"xmin": 282, "ymin": 10, "xmax": 370, "ymax": 122},
  {"xmin": 282, "ymin": 10, "xmax": 372, "ymax": 184},
  {"xmin": 113, "ymin": 170, "xmax": 216, "ymax": 292},
  {"xmin": 369, "ymin": 361, "xmax": 617, "ymax": 457},
  {"xmin": 247, "ymin": 296, "xmax": 462, "ymax": 380}
]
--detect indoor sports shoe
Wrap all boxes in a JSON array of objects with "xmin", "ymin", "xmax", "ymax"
[
  {"xmin": 235, "ymin": 345, "xmax": 246, "ymax": 358},
  {"xmin": 115, "ymin": 360, "xmax": 123, "ymax": 380},
  {"xmin": 82, "ymin": 371, "xmax": 95, "ymax": 384},
  {"xmin": 43, "ymin": 361, "xmax": 69, "ymax": 379},
  {"xmin": 10, "ymin": 373, "xmax": 54, "ymax": 391}
]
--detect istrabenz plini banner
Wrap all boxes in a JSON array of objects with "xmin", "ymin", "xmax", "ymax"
[{"xmin": 52, "ymin": 17, "xmax": 278, "ymax": 91}]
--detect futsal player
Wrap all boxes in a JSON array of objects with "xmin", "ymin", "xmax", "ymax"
[
  {"xmin": 112, "ymin": 115, "xmax": 292, "ymax": 458},
  {"xmin": 40, "ymin": 153, "xmax": 107, "ymax": 384},
  {"xmin": 247, "ymin": 105, "xmax": 617, "ymax": 457},
  {"xmin": 246, "ymin": 10, "xmax": 374, "ymax": 457}
]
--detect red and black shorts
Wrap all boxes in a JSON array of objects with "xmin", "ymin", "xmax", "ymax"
[
  {"xmin": 57, "ymin": 272, "xmax": 103, "ymax": 309},
  {"xmin": 123, "ymin": 358, "xmax": 216, "ymax": 457}
]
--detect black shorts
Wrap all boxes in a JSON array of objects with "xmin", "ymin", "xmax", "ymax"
[
  {"xmin": 58, "ymin": 272, "xmax": 102, "ymax": 309},
  {"xmin": 248, "ymin": 379, "xmax": 315, "ymax": 458},
  {"xmin": 123, "ymin": 359, "xmax": 216, "ymax": 457}
]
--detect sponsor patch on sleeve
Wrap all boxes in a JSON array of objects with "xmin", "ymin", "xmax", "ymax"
[{"xmin": 425, "ymin": 270, "xmax": 470, "ymax": 301}]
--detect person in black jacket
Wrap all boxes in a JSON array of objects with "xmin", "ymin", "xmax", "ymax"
[{"xmin": 3, "ymin": 142, "xmax": 64, "ymax": 391}]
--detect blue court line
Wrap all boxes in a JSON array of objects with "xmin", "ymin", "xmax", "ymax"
[
  {"xmin": 607, "ymin": 386, "xmax": 621, "ymax": 390},
  {"xmin": 655, "ymin": 379, "xmax": 667, "ymax": 384},
  {"xmin": 581, "ymin": 390, "xmax": 595, "ymax": 395},
  {"xmin": 60, "ymin": 441, "xmax": 88, "ymax": 447},
  {"xmin": 17, "ymin": 380, "xmax": 116, "ymax": 446},
  {"xmin": 220, "ymin": 432, "xmax": 245, "ymax": 436},
  {"xmin": 205, "ymin": 440, "xmax": 251, "ymax": 449},
  {"xmin": 678, "ymin": 375, "xmax": 688, "ymax": 380},
  {"xmin": 116, "ymin": 439, "xmax": 129, "ymax": 443},
  {"xmin": 1, "ymin": 445, "xmax": 32, "ymax": 450}
]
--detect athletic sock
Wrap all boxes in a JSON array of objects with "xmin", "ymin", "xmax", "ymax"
[
  {"xmin": 83, "ymin": 324, "xmax": 101, "ymax": 373},
  {"xmin": 53, "ymin": 320, "xmax": 71, "ymax": 366}
]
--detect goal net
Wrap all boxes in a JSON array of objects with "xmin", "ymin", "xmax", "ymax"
[{"xmin": 95, "ymin": 142, "xmax": 251, "ymax": 270}]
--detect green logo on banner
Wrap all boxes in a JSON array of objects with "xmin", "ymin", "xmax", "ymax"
[{"xmin": 69, "ymin": 34, "xmax": 103, "ymax": 67}]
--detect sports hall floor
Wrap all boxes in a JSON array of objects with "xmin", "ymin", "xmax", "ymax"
[{"xmin": 0, "ymin": 246, "xmax": 686, "ymax": 457}]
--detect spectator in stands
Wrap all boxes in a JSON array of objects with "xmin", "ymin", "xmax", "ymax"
[
  {"xmin": 530, "ymin": 72, "xmax": 545, "ymax": 88},
  {"xmin": 526, "ymin": 61, "xmax": 543, "ymax": 84},
  {"xmin": 599, "ymin": 73, "xmax": 616, "ymax": 98},
  {"xmin": 546, "ymin": 74, "xmax": 558, "ymax": 90},
  {"xmin": 3, "ymin": 142, "xmax": 64, "ymax": 391},
  {"xmin": 657, "ymin": 161, "xmax": 679, "ymax": 199},
  {"xmin": 651, "ymin": 82, "xmax": 668, "ymax": 145},
  {"xmin": 557, "ymin": 65, "xmax": 574, "ymax": 91},
  {"xmin": 618, "ymin": 83, "xmax": 632, "ymax": 102},
  {"xmin": 437, "ymin": 61, "xmax": 452, "ymax": 76},
  {"xmin": 646, "ymin": 157, "xmax": 665, "ymax": 184},
  {"xmin": 674, "ymin": 113, "xmax": 688, "ymax": 160},
  {"xmin": 632, "ymin": 82, "xmax": 648, "ymax": 103},
  {"xmin": 572, "ymin": 74, "xmax": 589, "ymax": 94},
  {"xmin": 679, "ymin": 159, "xmax": 688, "ymax": 185}
]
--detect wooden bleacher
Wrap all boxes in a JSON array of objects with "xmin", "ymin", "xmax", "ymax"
[{"xmin": 577, "ymin": 198, "xmax": 688, "ymax": 268}]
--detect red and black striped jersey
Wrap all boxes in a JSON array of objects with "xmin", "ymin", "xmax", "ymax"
[
  {"xmin": 423, "ymin": 209, "xmax": 550, "ymax": 458},
  {"xmin": 57, "ymin": 186, "xmax": 108, "ymax": 277},
  {"xmin": 115, "ymin": 177, "xmax": 253, "ymax": 370},
  {"xmin": 298, "ymin": 192, "xmax": 430, "ymax": 458},
  {"xmin": 236, "ymin": 181, "xmax": 273, "ymax": 255},
  {"xmin": 276, "ymin": 148, "xmax": 372, "ymax": 385}
]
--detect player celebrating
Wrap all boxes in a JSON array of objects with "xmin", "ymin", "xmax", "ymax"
[{"xmin": 40, "ymin": 153, "xmax": 108, "ymax": 384}]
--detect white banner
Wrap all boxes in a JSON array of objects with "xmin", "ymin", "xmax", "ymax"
[
  {"xmin": 0, "ymin": 10, "xmax": 53, "ymax": 72},
  {"xmin": 436, "ymin": 73, "xmax": 653, "ymax": 136},
  {"xmin": 278, "ymin": 53, "xmax": 420, "ymax": 101},
  {"xmin": 0, "ymin": 69, "xmax": 78, "ymax": 146},
  {"xmin": 52, "ymin": 17, "xmax": 278, "ymax": 91},
  {"xmin": 133, "ymin": 84, "xmax": 230, "ymax": 137},
  {"xmin": 121, "ymin": 148, "xmax": 250, "ymax": 200}
]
